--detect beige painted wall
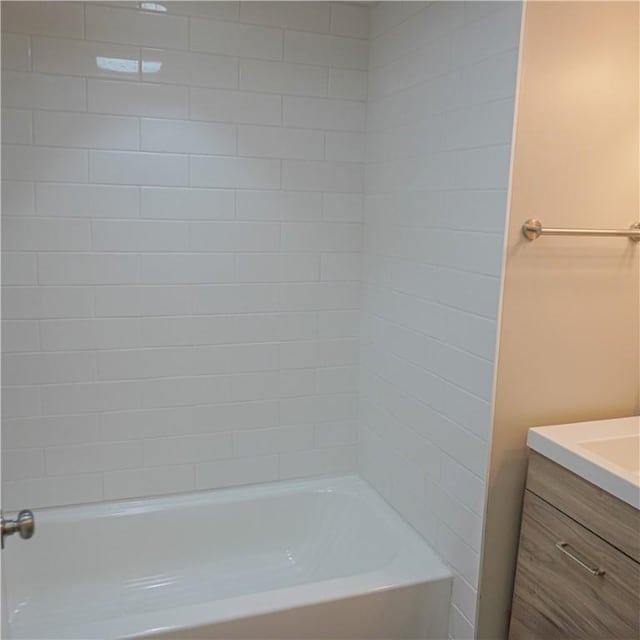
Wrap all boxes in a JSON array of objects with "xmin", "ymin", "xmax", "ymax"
[{"xmin": 477, "ymin": 2, "xmax": 640, "ymax": 638}]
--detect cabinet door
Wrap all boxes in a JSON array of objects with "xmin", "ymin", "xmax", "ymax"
[{"xmin": 509, "ymin": 491, "xmax": 640, "ymax": 640}]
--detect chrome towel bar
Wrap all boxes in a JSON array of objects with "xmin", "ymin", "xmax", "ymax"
[{"xmin": 522, "ymin": 218, "xmax": 640, "ymax": 242}]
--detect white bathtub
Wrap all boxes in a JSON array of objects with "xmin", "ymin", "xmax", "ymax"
[{"xmin": 4, "ymin": 475, "xmax": 451, "ymax": 639}]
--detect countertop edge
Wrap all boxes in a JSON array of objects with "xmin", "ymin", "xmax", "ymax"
[{"xmin": 527, "ymin": 428, "xmax": 640, "ymax": 510}]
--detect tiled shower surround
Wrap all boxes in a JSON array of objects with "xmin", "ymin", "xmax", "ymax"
[
  {"xmin": 1, "ymin": 2, "xmax": 521, "ymax": 637},
  {"xmin": 1, "ymin": 1, "xmax": 367, "ymax": 506},
  {"xmin": 360, "ymin": 3, "xmax": 521, "ymax": 637}
]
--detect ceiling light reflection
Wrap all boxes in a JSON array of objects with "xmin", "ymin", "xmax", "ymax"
[
  {"xmin": 95, "ymin": 57, "xmax": 163, "ymax": 75},
  {"xmin": 96, "ymin": 56, "xmax": 138, "ymax": 74},
  {"xmin": 142, "ymin": 60, "xmax": 162, "ymax": 74},
  {"xmin": 140, "ymin": 2, "xmax": 167, "ymax": 12}
]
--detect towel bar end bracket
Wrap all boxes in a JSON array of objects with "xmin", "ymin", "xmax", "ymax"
[{"xmin": 522, "ymin": 218, "xmax": 544, "ymax": 241}]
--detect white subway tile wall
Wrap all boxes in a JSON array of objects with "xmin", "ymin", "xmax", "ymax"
[
  {"xmin": 1, "ymin": 1, "xmax": 366, "ymax": 509},
  {"xmin": 360, "ymin": 3, "xmax": 520, "ymax": 638}
]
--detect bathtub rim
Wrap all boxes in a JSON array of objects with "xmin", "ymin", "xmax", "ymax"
[
  {"xmin": 130, "ymin": 570, "xmax": 453, "ymax": 639},
  {"xmin": 7, "ymin": 473, "xmax": 402, "ymax": 522}
]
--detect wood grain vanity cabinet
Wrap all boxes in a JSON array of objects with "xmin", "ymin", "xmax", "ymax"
[{"xmin": 509, "ymin": 451, "xmax": 640, "ymax": 639}]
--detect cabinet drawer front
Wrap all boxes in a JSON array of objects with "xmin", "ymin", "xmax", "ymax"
[
  {"xmin": 510, "ymin": 491, "xmax": 640, "ymax": 640},
  {"xmin": 527, "ymin": 451, "xmax": 640, "ymax": 562}
]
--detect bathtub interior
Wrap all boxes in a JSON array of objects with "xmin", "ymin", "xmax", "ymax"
[{"xmin": 5, "ymin": 477, "xmax": 423, "ymax": 637}]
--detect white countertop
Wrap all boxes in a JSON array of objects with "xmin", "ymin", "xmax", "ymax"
[{"xmin": 527, "ymin": 416, "xmax": 640, "ymax": 509}]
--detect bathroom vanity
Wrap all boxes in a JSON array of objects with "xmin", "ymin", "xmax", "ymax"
[{"xmin": 509, "ymin": 417, "xmax": 640, "ymax": 639}]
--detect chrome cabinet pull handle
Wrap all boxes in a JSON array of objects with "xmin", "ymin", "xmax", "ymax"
[{"xmin": 555, "ymin": 541, "xmax": 604, "ymax": 576}]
